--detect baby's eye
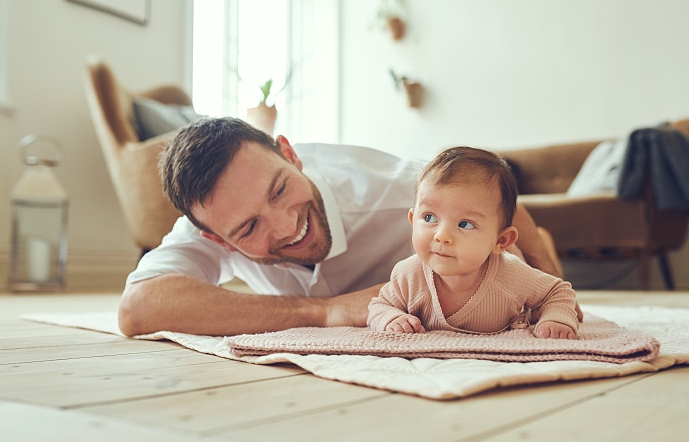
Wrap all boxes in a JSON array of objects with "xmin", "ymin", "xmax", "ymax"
[
  {"xmin": 458, "ymin": 220, "xmax": 475, "ymax": 229},
  {"xmin": 423, "ymin": 214, "xmax": 437, "ymax": 223}
]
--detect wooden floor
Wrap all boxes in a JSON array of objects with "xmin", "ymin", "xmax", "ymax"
[{"xmin": 2, "ymin": 290, "xmax": 688, "ymax": 442}]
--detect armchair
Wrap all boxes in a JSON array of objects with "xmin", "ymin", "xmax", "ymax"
[
  {"xmin": 499, "ymin": 119, "xmax": 689, "ymax": 290},
  {"xmin": 83, "ymin": 55, "xmax": 186, "ymax": 257}
]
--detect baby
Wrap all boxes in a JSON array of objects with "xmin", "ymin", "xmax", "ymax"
[{"xmin": 367, "ymin": 146, "xmax": 580, "ymax": 339}]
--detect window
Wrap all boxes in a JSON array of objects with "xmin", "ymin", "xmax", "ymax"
[{"xmin": 192, "ymin": 0, "xmax": 340, "ymax": 143}]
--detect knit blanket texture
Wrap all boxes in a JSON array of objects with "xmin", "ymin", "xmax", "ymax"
[{"xmin": 224, "ymin": 314, "xmax": 659, "ymax": 363}]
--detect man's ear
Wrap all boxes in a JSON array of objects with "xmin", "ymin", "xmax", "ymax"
[
  {"xmin": 275, "ymin": 135, "xmax": 303, "ymax": 170},
  {"xmin": 493, "ymin": 226, "xmax": 518, "ymax": 254},
  {"xmin": 200, "ymin": 231, "xmax": 237, "ymax": 252}
]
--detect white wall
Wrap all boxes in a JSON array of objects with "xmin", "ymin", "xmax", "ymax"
[
  {"xmin": 337, "ymin": 0, "xmax": 689, "ymax": 289},
  {"xmin": 0, "ymin": 0, "xmax": 189, "ymax": 290}
]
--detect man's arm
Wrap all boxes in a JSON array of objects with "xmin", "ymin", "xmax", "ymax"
[
  {"xmin": 118, "ymin": 273, "xmax": 381, "ymax": 337},
  {"xmin": 513, "ymin": 203, "xmax": 584, "ymax": 321},
  {"xmin": 512, "ymin": 202, "xmax": 563, "ymax": 278}
]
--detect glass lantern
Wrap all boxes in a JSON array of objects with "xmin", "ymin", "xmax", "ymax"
[{"xmin": 9, "ymin": 135, "xmax": 68, "ymax": 292}]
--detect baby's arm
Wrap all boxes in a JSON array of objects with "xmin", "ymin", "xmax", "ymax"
[
  {"xmin": 533, "ymin": 320, "xmax": 576, "ymax": 340},
  {"xmin": 368, "ymin": 256, "xmax": 429, "ymax": 333},
  {"xmin": 385, "ymin": 314, "xmax": 426, "ymax": 333},
  {"xmin": 522, "ymin": 271, "xmax": 579, "ymax": 340},
  {"xmin": 368, "ymin": 286, "xmax": 419, "ymax": 332}
]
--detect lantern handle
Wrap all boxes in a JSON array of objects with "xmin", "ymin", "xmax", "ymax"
[{"xmin": 19, "ymin": 134, "xmax": 65, "ymax": 167}]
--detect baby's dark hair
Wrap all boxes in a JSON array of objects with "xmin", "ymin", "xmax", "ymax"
[{"xmin": 416, "ymin": 146, "xmax": 518, "ymax": 229}]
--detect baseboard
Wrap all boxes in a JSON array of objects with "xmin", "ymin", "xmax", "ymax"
[{"xmin": 0, "ymin": 246, "xmax": 139, "ymax": 292}]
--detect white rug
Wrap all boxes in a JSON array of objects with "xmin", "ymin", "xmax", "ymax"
[{"xmin": 22, "ymin": 305, "xmax": 689, "ymax": 400}]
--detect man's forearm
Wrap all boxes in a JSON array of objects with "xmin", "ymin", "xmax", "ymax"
[
  {"xmin": 512, "ymin": 203, "xmax": 563, "ymax": 278},
  {"xmin": 118, "ymin": 274, "xmax": 380, "ymax": 337}
]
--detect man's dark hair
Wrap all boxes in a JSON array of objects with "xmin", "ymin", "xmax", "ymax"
[{"xmin": 159, "ymin": 117, "xmax": 280, "ymax": 230}]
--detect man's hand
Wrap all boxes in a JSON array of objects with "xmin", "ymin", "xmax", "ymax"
[
  {"xmin": 385, "ymin": 314, "xmax": 426, "ymax": 333},
  {"xmin": 323, "ymin": 284, "xmax": 383, "ymax": 327},
  {"xmin": 533, "ymin": 320, "xmax": 577, "ymax": 340}
]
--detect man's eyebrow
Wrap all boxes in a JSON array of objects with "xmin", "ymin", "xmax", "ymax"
[{"xmin": 227, "ymin": 169, "xmax": 284, "ymax": 240}]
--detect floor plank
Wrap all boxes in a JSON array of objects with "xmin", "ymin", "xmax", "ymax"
[
  {"xmin": 0, "ymin": 327, "xmax": 128, "ymax": 350},
  {"xmin": 1, "ymin": 338, "xmax": 180, "ymax": 364},
  {"xmin": 214, "ymin": 375, "xmax": 647, "ymax": 442},
  {"xmin": 1, "ymin": 347, "xmax": 305, "ymax": 408},
  {"xmin": 0, "ymin": 293, "xmax": 121, "ymax": 319},
  {"xmin": 85, "ymin": 374, "xmax": 389, "ymax": 437},
  {"xmin": 0, "ymin": 400, "xmax": 206, "ymax": 442},
  {"xmin": 481, "ymin": 366, "xmax": 689, "ymax": 441}
]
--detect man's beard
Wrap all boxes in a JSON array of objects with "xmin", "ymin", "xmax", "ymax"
[{"xmin": 242, "ymin": 179, "xmax": 332, "ymax": 267}]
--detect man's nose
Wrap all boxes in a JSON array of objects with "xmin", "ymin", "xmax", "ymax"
[{"xmin": 270, "ymin": 206, "xmax": 299, "ymax": 239}]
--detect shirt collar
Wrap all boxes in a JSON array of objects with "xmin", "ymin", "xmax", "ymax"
[{"xmin": 304, "ymin": 171, "xmax": 347, "ymax": 260}]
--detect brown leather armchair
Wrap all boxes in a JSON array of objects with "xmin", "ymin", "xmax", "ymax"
[
  {"xmin": 83, "ymin": 55, "xmax": 185, "ymax": 257},
  {"xmin": 499, "ymin": 119, "xmax": 689, "ymax": 290}
]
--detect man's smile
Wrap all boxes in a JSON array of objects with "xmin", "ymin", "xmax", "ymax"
[
  {"xmin": 287, "ymin": 217, "xmax": 309, "ymax": 246},
  {"xmin": 278, "ymin": 211, "xmax": 314, "ymax": 252}
]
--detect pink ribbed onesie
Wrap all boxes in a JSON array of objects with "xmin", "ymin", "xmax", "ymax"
[{"xmin": 367, "ymin": 252, "xmax": 579, "ymax": 334}]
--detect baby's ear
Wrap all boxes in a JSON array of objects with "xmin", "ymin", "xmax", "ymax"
[{"xmin": 494, "ymin": 226, "xmax": 518, "ymax": 254}]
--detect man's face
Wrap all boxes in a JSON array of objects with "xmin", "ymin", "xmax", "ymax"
[{"xmin": 191, "ymin": 140, "xmax": 332, "ymax": 266}]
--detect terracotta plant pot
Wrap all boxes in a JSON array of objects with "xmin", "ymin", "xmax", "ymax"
[
  {"xmin": 387, "ymin": 16, "xmax": 406, "ymax": 41},
  {"xmin": 403, "ymin": 81, "xmax": 424, "ymax": 108},
  {"xmin": 246, "ymin": 103, "xmax": 277, "ymax": 135}
]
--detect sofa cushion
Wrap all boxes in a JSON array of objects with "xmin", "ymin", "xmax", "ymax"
[
  {"xmin": 566, "ymin": 138, "xmax": 627, "ymax": 197},
  {"xmin": 518, "ymin": 193, "xmax": 647, "ymax": 251},
  {"xmin": 132, "ymin": 96, "xmax": 202, "ymax": 141}
]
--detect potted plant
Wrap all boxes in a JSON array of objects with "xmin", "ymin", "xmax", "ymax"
[
  {"xmin": 390, "ymin": 69, "xmax": 424, "ymax": 108},
  {"xmin": 244, "ymin": 69, "xmax": 294, "ymax": 135},
  {"xmin": 372, "ymin": 0, "xmax": 407, "ymax": 41},
  {"xmin": 246, "ymin": 79, "xmax": 279, "ymax": 134}
]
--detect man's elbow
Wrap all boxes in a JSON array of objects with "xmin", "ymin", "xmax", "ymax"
[{"xmin": 118, "ymin": 284, "xmax": 144, "ymax": 337}]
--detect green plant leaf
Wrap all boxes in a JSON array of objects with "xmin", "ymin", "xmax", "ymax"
[{"xmin": 259, "ymin": 79, "xmax": 274, "ymax": 103}]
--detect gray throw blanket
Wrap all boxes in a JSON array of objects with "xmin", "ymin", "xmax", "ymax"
[{"xmin": 618, "ymin": 125, "xmax": 689, "ymax": 211}]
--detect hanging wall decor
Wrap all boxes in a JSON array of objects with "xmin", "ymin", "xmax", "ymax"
[
  {"xmin": 372, "ymin": 0, "xmax": 407, "ymax": 41},
  {"xmin": 67, "ymin": 0, "xmax": 150, "ymax": 26},
  {"xmin": 390, "ymin": 69, "xmax": 424, "ymax": 108}
]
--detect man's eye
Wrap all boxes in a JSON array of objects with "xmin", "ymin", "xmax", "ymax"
[
  {"xmin": 459, "ymin": 220, "xmax": 476, "ymax": 229},
  {"xmin": 423, "ymin": 214, "xmax": 437, "ymax": 223},
  {"xmin": 274, "ymin": 181, "xmax": 287, "ymax": 199},
  {"xmin": 241, "ymin": 220, "xmax": 257, "ymax": 238}
]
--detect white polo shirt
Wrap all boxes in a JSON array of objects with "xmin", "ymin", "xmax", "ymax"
[{"xmin": 126, "ymin": 143, "xmax": 424, "ymax": 297}]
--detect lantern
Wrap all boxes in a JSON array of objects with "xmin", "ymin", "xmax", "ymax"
[{"xmin": 9, "ymin": 135, "xmax": 68, "ymax": 292}]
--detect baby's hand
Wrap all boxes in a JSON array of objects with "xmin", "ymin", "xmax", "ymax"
[
  {"xmin": 385, "ymin": 314, "xmax": 426, "ymax": 333},
  {"xmin": 533, "ymin": 320, "xmax": 576, "ymax": 339}
]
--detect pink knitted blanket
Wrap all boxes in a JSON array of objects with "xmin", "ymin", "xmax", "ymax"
[{"xmin": 224, "ymin": 314, "xmax": 660, "ymax": 364}]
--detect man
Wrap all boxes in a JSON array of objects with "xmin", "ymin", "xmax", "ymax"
[{"xmin": 118, "ymin": 117, "xmax": 562, "ymax": 337}]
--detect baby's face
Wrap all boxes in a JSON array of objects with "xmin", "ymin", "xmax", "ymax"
[{"xmin": 409, "ymin": 179, "xmax": 505, "ymax": 278}]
